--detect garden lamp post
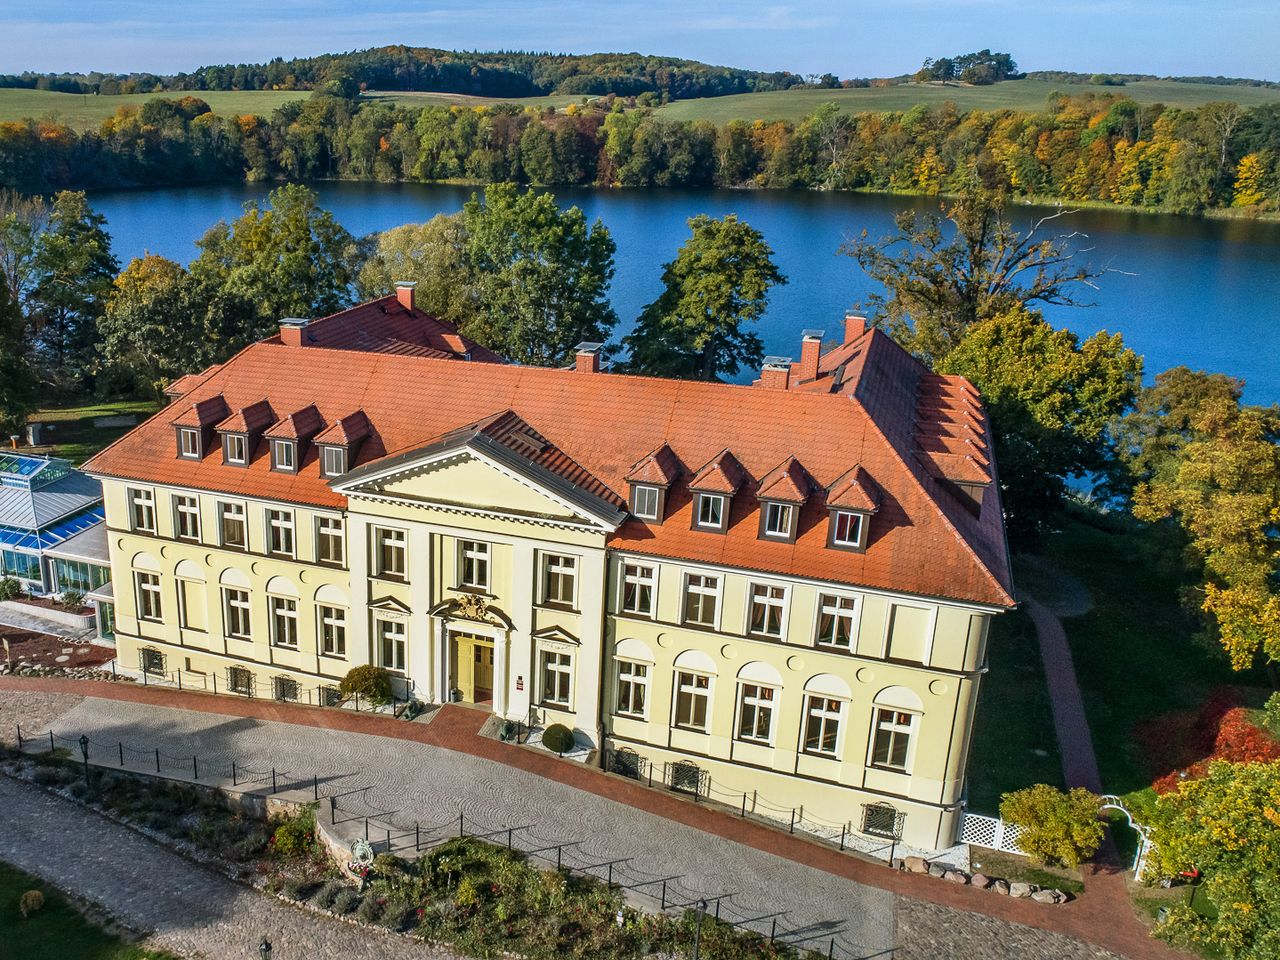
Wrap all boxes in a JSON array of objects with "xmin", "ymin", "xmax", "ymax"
[
  {"xmin": 78, "ymin": 734, "xmax": 90, "ymax": 790},
  {"xmin": 692, "ymin": 898, "xmax": 708, "ymax": 960},
  {"xmin": 259, "ymin": 937, "xmax": 272, "ymax": 960}
]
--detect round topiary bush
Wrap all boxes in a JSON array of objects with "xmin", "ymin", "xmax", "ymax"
[
  {"xmin": 339, "ymin": 665, "xmax": 394, "ymax": 706},
  {"xmin": 19, "ymin": 889, "xmax": 44, "ymax": 918},
  {"xmin": 541, "ymin": 723, "xmax": 575, "ymax": 755}
]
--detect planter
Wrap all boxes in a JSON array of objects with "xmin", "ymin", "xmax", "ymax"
[{"xmin": 0, "ymin": 598, "xmax": 96, "ymax": 631}]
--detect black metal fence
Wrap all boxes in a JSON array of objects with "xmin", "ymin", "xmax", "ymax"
[{"xmin": 14, "ymin": 723, "xmax": 886, "ymax": 960}]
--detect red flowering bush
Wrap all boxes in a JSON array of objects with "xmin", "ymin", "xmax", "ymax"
[{"xmin": 1151, "ymin": 699, "xmax": 1280, "ymax": 794}]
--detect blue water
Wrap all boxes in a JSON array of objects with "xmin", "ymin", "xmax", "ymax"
[{"xmin": 91, "ymin": 181, "xmax": 1280, "ymax": 403}]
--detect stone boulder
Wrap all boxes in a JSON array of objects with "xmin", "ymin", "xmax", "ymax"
[
  {"xmin": 903, "ymin": 856, "xmax": 929, "ymax": 874},
  {"xmin": 1032, "ymin": 889, "xmax": 1063, "ymax": 904},
  {"xmin": 990, "ymin": 879, "xmax": 1010, "ymax": 895},
  {"xmin": 927, "ymin": 863, "xmax": 948, "ymax": 879},
  {"xmin": 1009, "ymin": 881, "xmax": 1034, "ymax": 898},
  {"xmin": 969, "ymin": 873, "xmax": 991, "ymax": 889},
  {"xmin": 943, "ymin": 870, "xmax": 969, "ymax": 884}
]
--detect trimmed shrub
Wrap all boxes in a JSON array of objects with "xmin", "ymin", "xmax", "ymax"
[
  {"xmin": 313, "ymin": 879, "xmax": 346, "ymax": 910},
  {"xmin": 379, "ymin": 898, "xmax": 414, "ymax": 931},
  {"xmin": 0, "ymin": 576, "xmax": 21, "ymax": 601},
  {"xmin": 18, "ymin": 889, "xmax": 44, "ymax": 918},
  {"xmin": 59, "ymin": 589, "xmax": 85, "ymax": 611},
  {"xmin": 541, "ymin": 723, "xmax": 575, "ymax": 755},
  {"xmin": 356, "ymin": 894, "xmax": 385, "ymax": 923},
  {"xmin": 1000, "ymin": 784, "xmax": 1104, "ymax": 867},
  {"xmin": 270, "ymin": 804, "xmax": 317, "ymax": 859},
  {"xmin": 332, "ymin": 888, "xmax": 359, "ymax": 914},
  {"xmin": 280, "ymin": 877, "xmax": 309, "ymax": 901},
  {"xmin": 1263, "ymin": 692, "xmax": 1280, "ymax": 734},
  {"xmin": 339, "ymin": 665, "xmax": 394, "ymax": 706}
]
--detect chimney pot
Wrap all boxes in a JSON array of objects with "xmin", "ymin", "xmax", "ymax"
[
  {"xmin": 759, "ymin": 357, "xmax": 792, "ymax": 390},
  {"xmin": 798, "ymin": 328, "xmax": 824, "ymax": 382},
  {"xmin": 394, "ymin": 281, "xmax": 417, "ymax": 312},
  {"xmin": 845, "ymin": 313, "xmax": 867, "ymax": 343},
  {"xmin": 279, "ymin": 317, "xmax": 310, "ymax": 347},
  {"xmin": 574, "ymin": 341, "xmax": 603, "ymax": 373}
]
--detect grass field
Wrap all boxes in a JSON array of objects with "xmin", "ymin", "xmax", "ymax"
[
  {"xmin": 364, "ymin": 90, "xmax": 578, "ymax": 111},
  {"xmin": 0, "ymin": 859, "xmax": 178, "ymax": 960},
  {"xmin": 29, "ymin": 399, "xmax": 163, "ymax": 465},
  {"xmin": 657, "ymin": 79, "xmax": 1280, "ymax": 123},
  {"xmin": 0, "ymin": 88, "xmax": 308, "ymax": 128}
]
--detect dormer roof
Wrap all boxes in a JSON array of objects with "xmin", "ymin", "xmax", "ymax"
[
  {"xmin": 626, "ymin": 443, "xmax": 682, "ymax": 487},
  {"xmin": 217, "ymin": 400, "xmax": 275, "ymax": 434},
  {"xmin": 688, "ymin": 449, "xmax": 746, "ymax": 495},
  {"xmin": 315, "ymin": 411, "xmax": 372, "ymax": 446},
  {"xmin": 172, "ymin": 394, "xmax": 230, "ymax": 428},
  {"xmin": 826, "ymin": 465, "xmax": 881, "ymax": 513},
  {"xmin": 756, "ymin": 456, "xmax": 815, "ymax": 504},
  {"xmin": 265, "ymin": 405, "xmax": 325, "ymax": 442}
]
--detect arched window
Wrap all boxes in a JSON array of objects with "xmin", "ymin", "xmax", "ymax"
[
  {"xmin": 219, "ymin": 567, "xmax": 252, "ymax": 641},
  {"xmin": 734, "ymin": 661, "xmax": 783, "ymax": 745},
  {"xmin": 869, "ymin": 686, "xmax": 923, "ymax": 773},
  {"xmin": 672, "ymin": 649, "xmax": 717, "ymax": 732},
  {"xmin": 802, "ymin": 674, "xmax": 852, "ymax": 758}
]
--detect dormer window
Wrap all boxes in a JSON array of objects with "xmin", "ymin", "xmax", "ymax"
[
  {"xmin": 177, "ymin": 427, "xmax": 201, "ymax": 460},
  {"xmin": 270, "ymin": 439, "xmax": 296, "ymax": 473},
  {"xmin": 224, "ymin": 434, "xmax": 248, "ymax": 466},
  {"xmin": 632, "ymin": 484, "xmax": 660, "ymax": 521},
  {"xmin": 830, "ymin": 510, "xmax": 867, "ymax": 551},
  {"xmin": 695, "ymin": 493, "xmax": 725, "ymax": 530},
  {"xmin": 762, "ymin": 502, "xmax": 794, "ymax": 539},
  {"xmin": 321, "ymin": 446, "xmax": 346, "ymax": 478}
]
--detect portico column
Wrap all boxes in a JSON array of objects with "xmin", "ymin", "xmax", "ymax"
[
  {"xmin": 429, "ymin": 616, "xmax": 443, "ymax": 703},
  {"xmin": 439, "ymin": 620, "xmax": 452, "ymax": 703},
  {"xmin": 493, "ymin": 629, "xmax": 508, "ymax": 717}
]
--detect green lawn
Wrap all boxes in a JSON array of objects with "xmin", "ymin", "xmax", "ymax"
[
  {"xmin": 29, "ymin": 399, "xmax": 163, "ymax": 465},
  {"xmin": 0, "ymin": 860, "xmax": 177, "ymax": 959},
  {"xmin": 657, "ymin": 79, "xmax": 1280, "ymax": 123},
  {"xmin": 966, "ymin": 606, "xmax": 1065, "ymax": 814},
  {"xmin": 0, "ymin": 88, "xmax": 308, "ymax": 129},
  {"xmin": 363, "ymin": 90, "xmax": 579, "ymax": 111}
]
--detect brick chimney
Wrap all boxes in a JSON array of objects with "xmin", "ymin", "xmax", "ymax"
[
  {"xmin": 798, "ymin": 329, "xmax": 824, "ymax": 382},
  {"xmin": 759, "ymin": 357, "xmax": 792, "ymax": 390},
  {"xmin": 844, "ymin": 313, "xmax": 867, "ymax": 343},
  {"xmin": 394, "ymin": 281, "xmax": 416, "ymax": 311},
  {"xmin": 279, "ymin": 317, "xmax": 310, "ymax": 347},
  {"xmin": 575, "ymin": 341, "xmax": 603, "ymax": 373}
]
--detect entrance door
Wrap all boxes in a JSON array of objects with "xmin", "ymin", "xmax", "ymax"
[
  {"xmin": 451, "ymin": 633, "xmax": 495, "ymax": 705},
  {"xmin": 474, "ymin": 644, "xmax": 494, "ymax": 702}
]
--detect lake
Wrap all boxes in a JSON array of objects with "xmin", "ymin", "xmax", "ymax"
[{"xmin": 91, "ymin": 182, "xmax": 1280, "ymax": 403}]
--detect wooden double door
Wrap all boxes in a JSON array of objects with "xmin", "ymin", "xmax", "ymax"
[{"xmin": 452, "ymin": 633, "xmax": 495, "ymax": 704}]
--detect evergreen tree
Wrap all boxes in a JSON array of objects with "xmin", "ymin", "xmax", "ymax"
[{"xmin": 0, "ymin": 279, "xmax": 36, "ymax": 433}]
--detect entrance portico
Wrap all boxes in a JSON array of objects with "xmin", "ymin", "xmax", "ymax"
[{"xmin": 429, "ymin": 595, "xmax": 514, "ymax": 715}]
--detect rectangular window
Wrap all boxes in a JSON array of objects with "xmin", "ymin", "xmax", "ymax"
[
  {"xmin": 816, "ymin": 594, "xmax": 857, "ymax": 649},
  {"xmin": 135, "ymin": 571, "xmax": 162, "ymax": 622},
  {"xmin": 871, "ymin": 709, "xmax": 915, "ymax": 771},
  {"xmin": 178, "ymin": 427, "xmax": 200, "ymax": 458},
  {"xmin": 319, "ymin": 605, "xmax": 347, "ymax": 657},
  {"xmin": 223, "ymin": 588, "xmax": 251, "ymax": 640},
  {"xmin": 763, "ymin": 502, "xmax": 793, "ymax": 538},
  {"xmin": 54, "ymin": 559, "xmax": 107, "ymax": 593},
  {"xmin": 225, "ymin": 434, "xmax": 247, "ymax": 465},
  {"xmin": 541, "ymin": 554, "xmax": 577, "ymax": 607},
  {"xmin": 748, "ymin": 583, "xmax": 786, "ymax": 638},
  {"xmin": 374, "ymin": 527, "xmax": 407, "ymax": 579},
  {"xmin": 376, "ymin": 618, "xmax": 406, "ymax": 672},
  {"xmin": 736, "ymin": 684, "xmax": 776, "ymax": 743},
  {"xmin": 173, "ymin": 494, "xmax": 200, "ymax": 542},
  {"xmin": 832, "ymin": 511, "xmax": 864, "ymax": 548},
  {"xmin": 270, "ymin": 595, "xmax": 298, "ymax": 648},
  {"xmin": 615, "ymin": 660, "xmax": 648, "ymax": 718},
  {"xmin": 227, "ymin": 665, "xmax": 254, "ymax": 695},
  {"xmin": 322, "ymin": 446, "xmax": 346, "ymax": 478},
  {"xmin": 129, "ymin": 488, "xmax": 156, "ymax": 533},
  {"xmin": 271, "ymin": 439, "xmax": 295, "ymax": 472},
  {"xmin": 632, "ymin": 485, "xmax": 660, "ymax": 521},
  {"xmin": 218, "ymin": 502, "xmax": 246, "ymax": 548},
  {"xmin": 695, "ymin": 493, "xmax": 724, "ymax": 529},
  {"xmin": 459, "ymin": 540, "xmax": 490, "ymax": 590},
  {"xmin": 621, "ymin": 563, "xmax": 656, "ymax": 616},
  {"xmin": 2, "ymin": 549, "xmax": 41, "ymax": 581},
  {"xmin": 674, "ymin": 671, "xmax": 711, "ymax": 730},
  {"xmin": 804, "ymin": 696, "xmax": 843, "ymax": 756},
  {"xmin": 315, "ymin": 515, "xmax": 345, "ymax": 565},
  {"xmin": 682, "ymin": 573, "xmax": 719, "ymax": 627},
  {"xmin": 267, "ymin": 509, "xmax": 295, "ymax": 557},
  {"xmin": 540, "ymin": 650, "xmax": 573, "ymax": 706}
]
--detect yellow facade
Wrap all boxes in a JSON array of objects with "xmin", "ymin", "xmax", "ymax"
[{"xmin": 101, "ymin": 443, "xmax": 999, "ymax": 851}]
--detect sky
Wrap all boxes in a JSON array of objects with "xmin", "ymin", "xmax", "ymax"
[{"xmin": 1, "ymin": 0, "xmax": 1276, "ymax": 81}]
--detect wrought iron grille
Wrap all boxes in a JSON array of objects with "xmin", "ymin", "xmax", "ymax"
[
  {"xmin": 318, "ymin": 684, "xmax": 342, "ymax": 707},
  {"xmin": 667, "ymin": 759, "xmax": 707, "ymax": 797},
  {"xmin": 861, "ymin": 802, "xmax": 906, "ymax": 840},
  {"xmin": 226, "ymin": 666, "xmax": 255, "ymax": 696},
  {"xmin": 138, "ymin": 648, "xmax": 166, "ymax": 676},
  {"xmin": 609, "ymin": 747, "xmax": 647, "ymax": 781},
  {"xmin": 272, "ymin": 676, "xmax": 299, "ymax": 702}
]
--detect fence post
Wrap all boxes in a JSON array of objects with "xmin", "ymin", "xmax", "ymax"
[
  {"xmin": 176, "ymin": 671, "xmax": 182, "ymax": 691},
  {"xmin": 49, "ymin": 730, "xmax": 55, "ymax": 752},
  {"xmin": 507, "ymin": 827, "xmax": 513, "ymax": 850},
  {"xmin": 192, "ymin": 755, "xmax": 198, "ymax": 780},
  {"xmin": 839, "ymin": 824, "xmax": 847, "ymax": 851},
  {"xmin": 271, "ymin": 768, "xmax": 277, "ymax": 794},
  {"xmin": 828, "ymin": 937, "xmax": 835, "ymax": 959},
  {"xmin": 647, "ymin": 764, "xmax": 652, "ymax": 788},
  {"xmin": 212, "ymin": 674, "xmax": 216, "ymax": 695},
  {"xmin": 330, "ymin": 796, "xmax": 336, "ymax": 825},
  {"xmin": 415, "ymin": 822, "xmax": 420, "ymax": 852},
  {"xmin": 789, "ymin": 809, "xmax": 796, "ymax": 834},
  {"xmin": 386, "ymin": 828, "xmax": 391, "ymax": 851},
  {"xmin": 355, "ymin": 692, "xmax": 360, "ymax": 712},
  {"xmin": 111, "ymin": 661, "xmax": 116, "ymax": 680},
  {"xmin": 459, "ymin": 812, "xmax": 465, "ymax": 838},
  {"xmin": 556, "ymin": 845, "xmax": 562, "ymax": 871},
  {"xmin": 118, "ymin": 742, "xmax": 124, "ymax": 767},
  {"xmin": 607, "ymin": 862, "xmax": 613, "ymax": 887},
  {"xmin": 364, "ymin": 817, "xmax": 369, "ymax": 841},
  {"xmin": 143, "ymin": 670, "xmax": 148, "ymax": 686},
  {"xmin": 232, "ymin": 761, "xmax": 237, "ymax": 786},
  {"xmin": 313, "ymin": 775, "xmax": 319, "ymax": 801},
  {"xmin": 154, "ymin": 748, "xmax": 160, "ymax": 773},
  {"xmin": 752, "ymin": 789, "xmax": 757, "ymax": 813},
  {"xmin": 715, "ymin": 898, "xmax": 721, "ymax": 920},
  {"xmin": 661, "ymin": 879, "xmax": 666, "ymax": 910},
  {"xmin": 742, "ymin": 793, "xmax": 748, "ymax": 817},
  {"xmin": 770, "ymin": 918, "xmax": 777, "ymax": 942},
  {"xmin": 15, "ymin": 724, "xmax": 21, "ymax": 748}
]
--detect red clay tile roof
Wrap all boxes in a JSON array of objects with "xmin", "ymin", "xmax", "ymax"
[
  {"xmin": 688, "ymin": 449, "xmax": 747, "ymax": 495},
  {"xmin": 265, "ymin": 405, "xmax": 325, "ymax": 442},
  {"xmin": 280, "ymin": 296, "xmax": 504, "ymax": 363},
  {"xmin": 172, "ymin": 395, "xmax": 230, "ymax": 428},
  {"xmin": 217, "ymin": 400, "xmax": 275, "ymax": 434},
  {"xmin": 315, "ymin": 411, "xmax": 371, "ymax": 447},
  {"xmin": 826, "ymin": 465, "xmax": 881, "ymax": 512},
  {"xmin": 626, "ymin": 444, "xmax": 682, "ymax": 487},
  {"xmin": 756, "ymin": 457, "xmax": 814, "ymax": 503},
  {"xmin": 84, "ymin": 326, "xmax": 1013, "ymax": 607},
  {"xmin": 164, "ymin": 373, "xmax": 204, "ymax": 399}
]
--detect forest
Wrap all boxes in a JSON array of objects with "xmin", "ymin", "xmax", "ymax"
[{"xmin": 0, "ymin": 90, "xmax": 1277, "ymax": 215}]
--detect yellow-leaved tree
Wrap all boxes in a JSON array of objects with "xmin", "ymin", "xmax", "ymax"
[{"xmin": 1232, "ymin": 151, "xmax": 1270, "ymax": 208}]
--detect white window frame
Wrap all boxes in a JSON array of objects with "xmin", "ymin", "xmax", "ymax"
[
  {"xmin": 373, "ymin": 526, "xmax": 407, "ymax": 580},
  {"xmin": 673, "ymin": 670, "xmax": 712, "ymax": 732},
  {"xmin": 271, "ymin": 439, "xmax": 295, "ymax": 472},
  {"xmin": 223, "ymin": 587, "xmax": 252, "ymax": 641},
  {"xmin": 129, "ymin": 487, "xmax": 156, "ymax": 533},
  {"xmin": 218, "ymin": 501, "xmax": 247, "ymax": 549},
  {"xmin": 614, "ymin": 659, "xmax": 649, "ymax": 719},
  {"xmin": 682, "ymin": 572, "xmax": 721, "ymax": 628},
  {"xmin": 762, "ymin": 501, "xmax": 793, "ymax": 539},
  {"xmin": 802, "ymin": 695, "xmax": 845, "ymax": 758},
  {"xmin": 225, "ymin": 433, "xmax": 248, "ymax": 465},
  {"xmin": 695, "ymin": 493, "xmax": 725, "ymax": 529},
  {"xmin": 619, "ymin": 562, "xmax": 657, "ymax": 617},
  {"xmin": 375, "ymin": 616, "xmax": 407, "ymax": 673},
  {"xmin": 632, "ymin": 484, "xmax": 660, "ymax": 521},
  {"xmin": 735, "ymin": 682, "xmax": 777, "ymax": 745},
  {"xmin": 269, "ymin": 595, "xmax": 298, "ymax": 648},
  {"xmin": 134, "ymin": 570, "xmax": 162, "ymax": 622},
  {"xmin": 746, "ymin": 582, "xmax": 788, "ymax": 639},
  {"xmin": 178, "ymin": 427, "xmax": 201, "ymax": 459},
  {"xmin": 814, "ymin": 592, "xmax": 859, "ymax": 650},
  {"xmin": 869, "ymin": 707, "xmax": 918, "ymax": 773},
  {"xmin": 266, "ymin": 509, "xmax": 295, "ymax": 558},
  {"xmin": 315, "ymin": 515, "xmax": 345, "ymax": 566},
  {"xmin": 540, "ymin": 553, "xmax": 578, "ymax": 608},
  {"xmin": 173, "ymin": 494, "xmax": 201, "ymax": 542},
  {"xmin": 318, "ymin": 605, "xmax": 347, "ymax": 658},
  {"xmin": 832, "ymin": 510, "xmax": 865, "ymax": 549},
  {"xmin": 321, "ymin": 446, "xmax": 346, "ymax": 478},
  {"xmin": 458, "ymin": 540, "xmax": 491, "ymax": 591},
  {"xmin": 539, "ymin": 648, "xmax": 574, "ymax": 707}
]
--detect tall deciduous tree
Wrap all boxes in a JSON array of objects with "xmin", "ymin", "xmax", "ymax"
[
  {"xmin": 0, "ymin": 189, "xmax": 47, "ymax": 307},
  {"xmin": 461, "ymin": 183, "xmax": 616, "ymax": 366},
  {"xmin": 0, "ymin": 279, "xmax": 36, "ymax": 433},
  {"xmin": 939, "ymin": 306, "xmax": 1142, "ymax": 545},
  {"xmin": 843, "ymin": 188, "xmax": 1107, "ymax": 363},
  {"xmin": 623, "ymin": 214, "xmax": 786, "ymax": 381},
  {"xmin": 355, "ymin": 214, "xmax": 475, "ymax": 326}
]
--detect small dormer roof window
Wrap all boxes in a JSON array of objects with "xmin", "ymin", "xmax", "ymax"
[
  {"xmin": 215, "ymin": 399, "xmax": 274, "ymax": 468},
  {"xmin": 826, "ymin": 465, "xmax": 880, "ymax": 553},
  {"xmin": 270, "ymin": 438, "xmax": 296, "ymax": 473},
  {"xmin": 320, "ymin": 445, "xmax": 347, "ymax": 479},
  {"xmin": 755, "ymin": 457, "xmax": 813, "ymax": 543},
  {"xmin": 315, "ymin": 411, "xmax": 371, "ymax": 481},
  {"xmin": 177, "ymin": 427, "xmax": 201, "ymax": 460},
  {"xmin": 224, "ymin": 433, "xmax": 248, "ymax": 466},
  {"xmin": 172, "ymin": 393, "xmax": 229, "ymax": 461},
  {"xmin": 625, "ymin": 443, "xmax": 681, "ymax": 524},
  {"xmin": 687, "ymin": 449, "xmax": 745, "ymax": 535}
]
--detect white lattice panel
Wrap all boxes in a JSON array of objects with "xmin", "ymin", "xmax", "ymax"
[{"xmin": 960, "ymin": 814, "xmax": 1026, "ymax": 855}]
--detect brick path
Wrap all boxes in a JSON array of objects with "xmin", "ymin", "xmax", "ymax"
[
  {"xmin": 0, "ymin": 676, "xmax": 1182, "ymax": 959},
  {"xmin": 0, "ymin": 773, "xmax": 464, "ymax": 960}
]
